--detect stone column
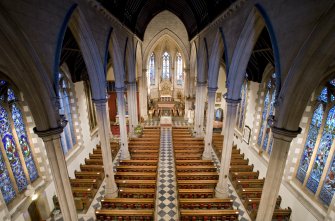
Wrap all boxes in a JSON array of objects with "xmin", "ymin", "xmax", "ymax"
[
  {"xmin": 93, "ymin": 99, "xmax": 118, "ymax": 198},
  {"xmin": 256, "ymin": 126, "xmax": 301, "ymax": 221},
  {"xmin": 215, "ymin": 99, "xmax": 240, "ymax": 198},
  {"xmin": 34, "ymin": 126, "xmax": 77, "ymax": 221},
  {"xmin": 138, "ymin": 69, "xmax": 148, "ymax": 120},
  {"xmin": 184, "ymin": 68, "xmax": 190, "ymax": 120},
  {"xmin": 203, "ymin": 87, "xmax": 217, "ymax": 159},
  {"xmin": 194, "ymin": 81, "xmax": 207, "ymax": 136},
  {"xmin": 127, "ymin": 82, "xmax": 138, "ymax": 137},
  {"xmin": 116, "ymin": 87, "xmax": 130, "ymax": 160}
]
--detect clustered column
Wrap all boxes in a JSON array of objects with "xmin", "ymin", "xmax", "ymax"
[
  {"xmin": 34, "ymin": 126, "xmax": 78, "ymax": 221},
  {"xmin": 193, "ymin": 81, "xmax": 207, "ymax": 136},
  {"xmin": 256, "ymin": 126, "xmax": 301, "ymax": 221},
  {"xmin": 94, "ymin": 99, "xmax": 118, "ymax": 198},
  {"xmin": 203, "ymin": 87, "xmax": 217, "ymax": 160},
  {"xmin": 115, "ymin": 86, "xmax": 130, "ymax": 160},
  {"xmin": 138, "ymin": 69, "xmax": 148, "ymax": 120},
  {"xmin": 215, "ymin": 98, "xmax": 240, "ymax": 198},
  {"xmin": 127, "ymin": 81, "xmax": 138, "ymax": 137}
]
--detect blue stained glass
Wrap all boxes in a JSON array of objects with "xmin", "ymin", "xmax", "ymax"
[
  {"xmin": 176, "ymin": 53, "xmax": 183, "ymax": 85},
  {"xmin": 258, "ymin": 91, "xmax": 270, "ymax": 146},
  {"xmin": 0, "ymin": 150, "xmax": 16, "ymax": 204},
  {"xmin": 306, "ymin": 107, "xmax": 335, "ymax": 193},
  {"xmin": 149, "ymin": 53, "xmax": 155, "ymax": 85},
  {"xmin": 11, "ymin": 103, "xmax": 38, "ymax": 182},
  {"xmin": 0, "ymin": 106, "xmax": 28, "ymax": 192},
  {"xmin": 297, "ymin": 104, "xmax": 324, "ymax": 183},
  {"xmin": 0, "ymin": 80, "xmax": 6, "ymax": 86},
  {"xmin": 262, "ymin": 129, "xmax": 269, "ymax": 151},
  {"xmin": 330, "ymin": 79, "xmax": 335, "ymax": 87},
  {"xmin": 7, "ymin": 88, "xmax": 16, "ymax": 102},
  {"xmin": 319, "ymin": 154, "xmax": 335, "ymax": 205},
  {"xmin": 331, "ymin": 94, "xmax": 335, "ymax": 102},
  {"xmin": 162, "ymin": 52, "xmax": 170, "ymax": 80},
  {"xmin": 318, "ymin": 87, "xmax": 328, "ymax": 102}
]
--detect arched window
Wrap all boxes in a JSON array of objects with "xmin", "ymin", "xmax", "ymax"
[
  {"xmin": 162, "ymin": 52, "xmax": 170, "ymax": 80},
  {"xmin": 58, "ymin": 73, "xmax": 77, "ymax": 154},
  {"xmin": 149, "ymin": 53, "xmax": 155, "ymax": 85},
  {"xmin": 176, "ymin": 53, "xmax": 183, "ymax": 85},
  {"xmin": 0, "ymin": 80, "xmax": 39, "ymax": 204},
  {"xmin": 236, "ymin": 78, "xmax": 248, "ymax": 130},
  {"xmin": 257, "ymin": 73, "xmax": 276, "ymax": 155},
  {"xmin": 296, "ymin": 79, "xmax": 335, "ymax": 206}
]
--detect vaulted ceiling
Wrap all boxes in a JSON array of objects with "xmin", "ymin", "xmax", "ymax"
[{"xmin": 97, "ymin": 0, "xmax": 237, "ymax": 40}]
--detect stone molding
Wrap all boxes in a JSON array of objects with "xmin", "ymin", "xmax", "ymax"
[
  {"xmin": 271, "ymin": 126, "xmax": 302, "ymax": 142},
  {"xmin": 33, "ymin": 126, "xmax": 64, "ymax": 140},
  {"xmin": 92, "ymin": 98, "xmax": 108, "ymax": 104}
]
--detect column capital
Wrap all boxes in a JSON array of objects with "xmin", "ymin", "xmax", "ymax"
[
  {"xmin": 115, "ymin": 86, "xmax": 127, "ymax": 93},
  {"xmin": 271, "ymin": 126, "xmax": 302, "ymax": 142},
  {"xmin": 127, "ymin": 81, "xmax": 136, "ymax": 86},
  {"xmin": 207, "ymin": 87, "xmax": 218, "ymax": 93},
  {"xmin": 197, "ymin": 81, "xmax": 207, "ymax": 86},
  {"xmin": 92, "ymin": 98, "xmax": 108, "ymax": 104},
  {"xmin": 34, "ymin": 126, "xmax": 64, "ymax": 141},
  {"xmin": 225, "ymin": 98, "xmax": 241, "ymax": 105}
]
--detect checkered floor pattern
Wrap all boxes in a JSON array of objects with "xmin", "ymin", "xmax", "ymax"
[{"xmin": 155, "ymin": 127, "xmax": 179, "ymax": 221}]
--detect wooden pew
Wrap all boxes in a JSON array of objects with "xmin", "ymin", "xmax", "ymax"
[
  {"xmin": 180, "ymin": 198, "xmax": 233, "ymax": 210},
  {"xmin": 129, "ymin": 149, "xmax": 159, "ymax": 154},
  {"xmin": 177, "ymin": 172, "xmax": 219, "ymax": 180},
  {"xmin": 80, "ymin": 164, "xmax": 104, "ymax": 172},
  {"xmin": 177, "ymin": 180, "xmax": 218, "ymax": 189},
  {"xmin": 84, "ymin": 158, "xmax": 103, "ymax": 165},
  {"xmin": 72, "ymin": 187, "xmax": 96, "ymax": 198},
  {"xmin": 176, "ymin": 165, "xmax": 217, "ymax": 172},
  {"xmin": 238, "ymin": 188, "xmax": 263, "ymax": 199},
  {"xmin": 131, "ymin": 153, "xmax": 159, "ymax": 160},
  {"xmin": 89, "ymin": 153, "xmax": 102, "ymax": 159},
  {"xmin": 230, "ymin": 164, "xmax": 254, "ymax": 172},
  {"xmin": 230, "ymin": 158, "xmax": 249, "ymax": 165},
  {"xmin": 229, "ymin": 171, "xmax": 259, "ymax": 181},
  {"xmin": 118, "ymin": 188, "xmax": 155, "ymax": 198},
  {"xmin": 119, "ymin": 160, "xmax": 158, "ymax": 166},
  {"xmin": 180, "ymin": 209, "xmax": 239, "ymax": 221},
  {"xmin": 233, "ymin": 178, "xmax": 265, "ymax": 189},
  {"xmin": 95, "ymin": 209, "xmax": 153, "ymax": 221},
  {"xmin": 115, "ymin": 172, "xmax": 157, "ymax": 180},
  {"xmin": 101, "ymin": 198, "xmax": 154, "ymax": 209},
  {"xmin": 70, "ymin": 178, "xmax": 99, "ymax": 189},
  {"xmin": 116, "ymin": 180, "xmax": 156, "ymax": 189},
  {"xmin": 179, "ymin": 188, "xmax": 214, "ymax": 198},
  {"xmin": 243, "ymin": 197, "xmax": 281, "ymax": 215},
  {"xmin": 74, "ymin": 171, "xmax": 104, "ymax": 180},
  {"xmin": 176, "ymin": 160, "xmax": 214, "ymax": 166},
  {"xmin": 116, "ymin": 165, "xmax": 157, "ymax": 172}
]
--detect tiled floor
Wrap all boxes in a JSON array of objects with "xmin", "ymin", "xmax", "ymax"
[{"xmin": 155, "ymin": 127, "xmax": 179, "ymax": 221}]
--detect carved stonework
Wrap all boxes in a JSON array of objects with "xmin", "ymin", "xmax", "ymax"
[{"xmin": 159, "ymin": 80, "xmax": 173, "ymax": 97}]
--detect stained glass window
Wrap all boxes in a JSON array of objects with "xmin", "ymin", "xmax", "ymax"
[
  {"xmin": 162, "ymin": 52, "xmax": 170, "ymax": 80},
  {"xmin": 149, "ymin": 53, "xmax": 155, "ymax": 85},
  {"xmin": 0, "ymin": 105, "xmax": 28, "ymax": 192},
  {"xmin": 306, "ymin": 107, "xmax": 335, "ymax": 193},
  {"xmin": 0, "ymin": 150, "xmax": 16, "ymax": 204},
  {"xmin": 257, "ymin": 91, "xmax": 270, "ymax": 146},
  {"xmin": 58, "ymin": 73, "xmax": 77, "ymax": 154},
  {"xmin": 237, "ymin": 80, "xmax": 248, "ymax": 130},
  {"xmin": 296, "ymin": 78, "xmax": 335, "ymax": 206},
  {"xmin": 296, "ymin": 104, "xmax": 324, "ymax": 182},
  {"xmin": 176, "ymin": 53, "xmax": 183, "ymax": 85},
  {"xmin": 11, "ymin": 103, "xmax": 38, "ymax": 182}
]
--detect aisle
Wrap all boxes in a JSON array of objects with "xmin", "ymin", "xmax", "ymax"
[{"xmin": 155, "ymin": 127, "xmax": 179, "ymax": 221}]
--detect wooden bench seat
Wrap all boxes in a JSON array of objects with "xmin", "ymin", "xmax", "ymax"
[
  {"xmin": 116, "ymin": 179, "xmax": 156, "ymax": 188},
  {"xmin": 229, "ymin": 171, "xmax": 259, "ymax": 181},
  {"xmin": 233, "ymin": 179, "xmax": 265, "ymax": 189},
  {"xmin": 93, "ymin": 149, "xmax": 102, "ymax": 154},
  {"xmin": 230, "ymin": 158, "xmax": 249, "ymax": 165},
  {"xmin": 119, "ymin": 188, "xmax": 155, "ymax": 198},
  {"xmin": 179, "ymin": 188, "xmax": 214, "ymax": 198},
  {"xmin": 176, "ymin": 160, "xmax": 214, "ymax": 166},
  {"xmin": 131, "ymin": 153, "xmax": 159, "ymax": 160},
  {"xmin": 177, "ymin": 180, "xmax": 218, "ymax": 189},
  {"xmin": 84, "ymin": 158, "xmax": 103, "ymax": 165},
  {"xmin": 70, "ymin": 178, "xmax": 99, "ymax": 189},
  {"xmin": 238, "ymin": 188, "xmax": 263, "ymax": 199},
  {"xmin": 176, "ymin": 165, "xmax": 217, "ymax": 172},
  {"xmin": 101, "ymin": 198, "xmax": 154, "ymax": 209},
  {"xmin": 129, "ymin": 149, "xmax": 159, "ymax": 154},
  {"xmin": 230, "ymin": 164, "xmax": 254, "ymax": 172},
  {"xmin": 74, "ymin": 171, "xmax": 104, "ymax": 180},
  {"xmin": 115, "ymin": 172, "xmax": 157, "ymax": 180},
  {"xmin": 119, "ymin": 160, "xmax": 158, "ymax": 166},
  {"xmin": 175, "ymin": 153, "xmax": 202, "ymax": 160},
  {"xmin": 175, "ymin": 149, "xmax": 203, "ymax": 154},
  {"xmin": 95, "ymin": 209, "xmax": 153, "ymax": 221},
  {"xmin": 80, "ymin": 164, "xmax": 104, "ymax": 172},
  {"xmin": 249, "ymin": 207, "xmax": 291, "ymax": 221},
  {"xmin": 89, "ymin": 153, "xmax": 102, "ymax": 159},
  {"xmin": 243, "ymin": 197, "xmax": 281, "ymax": 214},
  {"xmin": 72, "ymin": 187, "xmax": 96, "ymax": 198},
  {"xmin": 116, "ymin": 165, "xmax": 157, "ymax": 172},
  {"xmin": 177, "ymin": 172, "xmax": 219, "ymax": 180},
  {"xmin": 180, "ymin": 198, "xmax": 233, "ymax": 209},
  {"xmin": 74, "ymin": 197, "xmax": 91, "ymax": 211},
  {"xmin": 231, "ymin": 153, "xmax": 245, "ymax": 160},
  {"xmin": 180, "ymin": 209, "xmax": 239, "ymax": 221}
]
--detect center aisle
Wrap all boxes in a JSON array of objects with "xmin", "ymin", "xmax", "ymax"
[{"xmin": 155, "ymin": 127, "xmax": 179, "ymax": 221}]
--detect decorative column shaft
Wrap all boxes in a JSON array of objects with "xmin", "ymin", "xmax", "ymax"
[
  {"xmin": 34, "ymin": 126, "xmax": 77, "ymax": 221},
  {"xmin": 215, "ymin": 99, "xmax": 240, "ymax": 198},
  {"xmin": 127, "ymin": 82, "xmax": 138, "ymax": 136},
  {"xmin": 139, "ymin": 69, "xmax": 148, "ymax": 120},
  {"xmin": 194, "ymin": 82, "xmax": 207, "ymax": 136},
  {"xmin": 116, "ymin": 87, "xmax": 130, "ymax": 160},
  {"xmin": 203, "ymin": 87, "xmax": 217, "ymax": 159},
  {"xmin": 94, "ymin": 99, "xmax": 118, "ymax": 198},
  {"xmin": 256, "ymin": 126, "xmax": 301, "ymax": 221},
  {"xmin": 184, "ymin": 68, "xmax": 190, "ymax": 120}
]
